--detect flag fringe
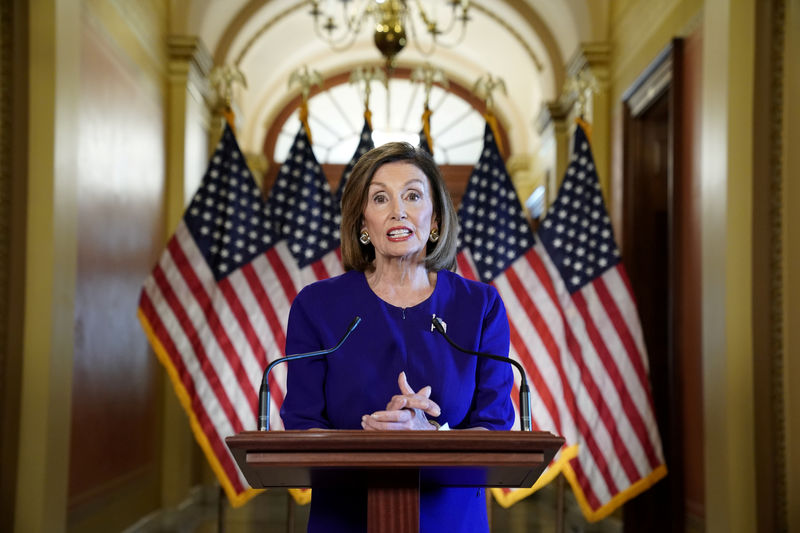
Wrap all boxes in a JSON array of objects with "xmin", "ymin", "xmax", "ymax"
[
  {"xmin": 490, "ymin": 443, "xmax": 579, "ymax": 507},
  {"xmin": 576, "ymin": 117, "xmax": 592, "ymax": 144},
  {"xmin": 364, "ymin": 109, "xmax": 373, "ymax": 132},
  {"xmin": 491, "ymin": 442, "xmax": 667, "ymax": 523},
  {"xmin": 483, "ymin": 112, "xmax": 505, "ymax": 159},
  {"xmin": 289, "ymin": 488, "xmax": 312, "ymax": 505},
  {"xmin": 137, "ymin": 307, "xmax": 262, "ymax": 508},
  {"xmin": 561, "ymin": 457, "xmax": 668, "ymax": 522},
  {"xmin": 421, "ymin": 106, "xmax": 434, "ymax": 154}
]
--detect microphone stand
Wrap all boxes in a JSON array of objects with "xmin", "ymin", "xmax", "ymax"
[
  {"xmin": 258, "ymin": 316, "xmax": 361, "ymax": 431},
  {"xmin": 431, "ymin": 316, "xmax": 533, "ymax": 431}
]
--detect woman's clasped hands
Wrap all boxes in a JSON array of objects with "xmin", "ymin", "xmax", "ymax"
[{"xmin": 361, "ymin": 371, "xmax": 441, "ymax": 431}]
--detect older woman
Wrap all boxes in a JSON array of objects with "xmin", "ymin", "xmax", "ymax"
[{"xmin": 280, "ymin": 142, "xmax": 514, "ymax": 532}]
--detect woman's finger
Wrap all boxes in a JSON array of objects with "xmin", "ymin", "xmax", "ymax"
[
  {"xmin": 367, "ymin": 409, "xmax": 413, "ymax": 423},
  {"xmin": 385, "ymin": 395, "xmax": 409, "ymax": 411},
  {"xmin": 362, "ymin": 418, "xmax": 413, "ymax": 431},
  {"xmin": 399, "ymin": 396, "xmax": 441, "ymax": 417},
  {"xmin": 397, "ymin": 371, "xmax": 416, "ymax": 395},
  {"xmin": 361, "ymin": 410, "xmax": 414, "ymax": 430}
]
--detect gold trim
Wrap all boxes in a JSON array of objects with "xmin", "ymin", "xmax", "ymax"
[
  {"xmin": 490, "ymin": 442, "xmax": 667, "ymax": 523},
  {"xmin": 138, "ymin": 308, "xmax": 262, "ymax": 508},
  {"xmin": 490, "ymin": 443, "xmax": 579, "ymax": 508}
]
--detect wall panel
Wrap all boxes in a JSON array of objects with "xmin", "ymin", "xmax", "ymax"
[{"xmin": 67, "ymin": 7, "xmax": 166, "ymax": 530}]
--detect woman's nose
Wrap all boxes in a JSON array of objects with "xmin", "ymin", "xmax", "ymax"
[{"xmin": 391, "ymin": 200, "xmax": 407, "ymax": 219}]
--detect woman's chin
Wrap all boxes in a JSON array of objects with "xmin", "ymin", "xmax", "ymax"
[{"xmin": 375, "ymin": 246, "xmax": 427, "ymax": 263}]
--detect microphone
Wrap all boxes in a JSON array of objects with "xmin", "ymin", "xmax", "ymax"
[
  {"xmin": 431, "ymin": 315, "xmax": 533, "ymax": 431},
  {"xmin": 258, "ymin": 316, "xmax": 362, "ymax": 431}
]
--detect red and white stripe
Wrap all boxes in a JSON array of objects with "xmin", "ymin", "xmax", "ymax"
[
  {"xmin": 458, "ymin": 242, "xmax": 664, "ymax": 512},
  {"xmin": 139, "ymin": 221, "xmax": 342, "ymax": 498}
]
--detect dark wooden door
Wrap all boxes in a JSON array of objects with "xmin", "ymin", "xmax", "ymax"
[{"xmin": 621, "ymin": 40, "xmax": 686, "ymax": 533}]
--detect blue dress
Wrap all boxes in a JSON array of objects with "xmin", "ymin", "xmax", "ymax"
[{"xmin": 280, "ymin": 269, "xmax": 514, "ymax": 532}]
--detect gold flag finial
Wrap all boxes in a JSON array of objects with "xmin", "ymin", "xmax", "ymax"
[
  {"xmin": 209, "ymin": 64, "xmax": 248, "ymax": 129},
  {"xmin": 349, "ymin": 66, "xmax": 386, "ymax": 130},
  {"xmin": 411, "ymin": 63, "xmax": 448, "ymax": 154},
  {"xmin": 564, "ymin": 69, "xmax": 599, "ymax": 119},
  {"xmin": 472, "ymin": 72, "xmax": 506, "ymax": 114},
  {"xmin": 288, "ymin": 65, "xmax": 323, "ymax": 143},
  {"xmin": 411, "ymin": 63, "xmax": 449, "ymax": 110},
  {"xmin": 473, "ymin": 73, "xmax": 507, "ymax": 158}
]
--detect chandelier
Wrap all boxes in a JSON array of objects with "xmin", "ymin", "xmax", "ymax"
[{"xmin": 309, "ymin": 0, "xmax": 471, "ymax": 69}]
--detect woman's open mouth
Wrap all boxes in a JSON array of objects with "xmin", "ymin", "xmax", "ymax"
[{"xmin": 387, "ymin": 227, "xmax": 413, "ymax": 242}]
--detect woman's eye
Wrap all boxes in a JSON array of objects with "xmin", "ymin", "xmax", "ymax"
[
  {"xmin": 406, "ymin": 191, "xmax": 421, "ymax": 201},
  {"xmin": 372, "ymin": 193, "xmax": 387, "ymax": 203}
]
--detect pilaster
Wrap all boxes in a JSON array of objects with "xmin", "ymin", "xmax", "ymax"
[{"xmin": 161, "ymin": 34, "xmax": 213, "ymax": 510}]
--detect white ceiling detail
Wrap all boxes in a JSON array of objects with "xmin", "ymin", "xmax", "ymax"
[{"xmin": 179, "ymin": 0, "xmax": 604, "ymax": 158}]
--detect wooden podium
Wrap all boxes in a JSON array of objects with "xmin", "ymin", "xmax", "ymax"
[{"xmin": 226, "ymin": 430, "xmax": 564, "ymax": 532}]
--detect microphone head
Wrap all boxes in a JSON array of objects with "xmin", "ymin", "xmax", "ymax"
[
  {"xmin": 348, "ymin": 316, "xmax": 362, "ymax": 332},
  {"xmin": 431, "ymin": 315, "xmax": 446, "ymax": 334}
]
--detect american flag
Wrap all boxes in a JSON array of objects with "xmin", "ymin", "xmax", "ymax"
[
  {"xmin": 137, "ymin": 123, "xmax": 343, "ymax": 506},
  {"xmin": 459, "ymin": 122, "xmax": 666, "ymax": 521},
  {"xmin": 334, "ymin": 119, "xmax": 373, "ymax": 209}
]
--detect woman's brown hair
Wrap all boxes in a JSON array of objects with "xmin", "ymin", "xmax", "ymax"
[{"xmin": 339, "ymin": 142, "xmax": 459, "ymax": 272}]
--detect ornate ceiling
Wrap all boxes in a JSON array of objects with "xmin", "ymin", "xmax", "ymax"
[{"xmin": 174, "ymin": 0, "xmax": 606, "ymax": 158}]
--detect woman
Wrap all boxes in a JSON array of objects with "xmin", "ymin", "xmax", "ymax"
[{"xmin": 280, "ymin": 142, "xmax": 514, "ymax": 532}]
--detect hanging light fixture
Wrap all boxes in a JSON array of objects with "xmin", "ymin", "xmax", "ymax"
[{"xmin": 308, "ymin": 0, "xmax": 471, "ymax": 70}]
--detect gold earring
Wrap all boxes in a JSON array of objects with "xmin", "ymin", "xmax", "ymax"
[
  {"xmin": 429, "ymin": 228, "xmax": 439, "ymax": 243},
  {"xmin": 359, "ymin": 230, "xmax": 370, "ymax": 245}
]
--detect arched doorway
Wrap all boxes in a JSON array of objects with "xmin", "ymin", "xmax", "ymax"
[{"xmin": 261, "ymin": 67, "xmax": 510, "ymax": 207}]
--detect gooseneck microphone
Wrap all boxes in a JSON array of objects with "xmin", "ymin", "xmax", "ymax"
[
  {"xmin": 431, "ymin": 316, "xmax": 533, "ymax": 431},
  {"xmin": 258, "ymin": 316, "xmax": 362, "ymax": 431}
]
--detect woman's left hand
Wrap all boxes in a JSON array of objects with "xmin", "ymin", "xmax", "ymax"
[{"xmin": 361, "ymin": 371, "xmax": 441, "ymax": 431}]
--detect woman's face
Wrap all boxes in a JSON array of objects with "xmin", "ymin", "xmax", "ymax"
[{"xmin": 361, "ymin": 162, "xmax": 437, "ymax": 265}]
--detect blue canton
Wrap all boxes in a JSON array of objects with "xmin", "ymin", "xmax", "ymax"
[
  {"xmin": 458, "ymin": 123, "xmax": 534, "ymax": 282},
  {"xmin": 265, "ymin": 126, "xmax": 340, "ymax": 268},
  {"xmin": 537, "ymin": 124, "xmax": 620, "ymax": 294},
  {"xmin": 184, "ymin": 124, "xmax": 275, "ymax": 281}
]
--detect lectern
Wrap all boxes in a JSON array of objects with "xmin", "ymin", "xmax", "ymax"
[{"xmin": 226, "ymin": 430, "xmax": 564, "ymax": 533}]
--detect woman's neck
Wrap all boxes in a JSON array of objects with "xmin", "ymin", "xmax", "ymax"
[{"xmin": 366, "ymin": 257, "xmax": 437, "ymax": 308}]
